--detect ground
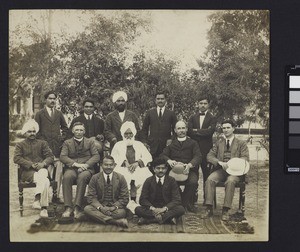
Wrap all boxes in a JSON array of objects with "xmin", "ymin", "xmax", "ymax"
[{"xmin": 9, "ymin": 136, "xmax": 269, "ymax": 242}]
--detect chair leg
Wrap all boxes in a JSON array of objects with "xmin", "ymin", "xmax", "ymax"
[
  {"xmin": 51, "ymin": 181, "xmax": 58, "ymax": 215},
  {"xmin": 213, "ymin": 190, "xmax": 217, "ymax": 209},
  {"xmin": 239, "ymin": 183, "xmax": 246, "ymax": 214},
  {"xmin": 19, "ymin": 187, "xmax": 24, "ymax": 217}
]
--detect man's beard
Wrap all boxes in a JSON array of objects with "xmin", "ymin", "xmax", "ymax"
[
  {"xmin": 124, "ymin": 138, "xmax": 134, "ymax": 146},
  {"xmin": 116, "ymin": 104, "xmax": 125, "ymax": 112}
]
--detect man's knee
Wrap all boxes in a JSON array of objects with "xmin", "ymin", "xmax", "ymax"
[
  {"xmin": 77, "ymin": 171, "xmax": 92, "ymax": 184},
  {"xmin": 225, "ymin": 175, "xmax": 239, "ymax": 185},
  {"xmin": 84, "ymin": 205, "xmax": 95, "ymax": 214}
]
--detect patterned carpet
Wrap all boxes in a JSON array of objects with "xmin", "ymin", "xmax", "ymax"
[{"xmin": 27, "ymin": 203, "xmax": 254, "ymax": 234}]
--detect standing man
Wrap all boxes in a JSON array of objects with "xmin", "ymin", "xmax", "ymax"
[
  {"xmin": 35, "ymin": 91, "xmax": 68, "ymax": 203},
  {"xmin": 201, "ymin": 119, "xmax": 249, "ymax": 221},
  {"xmin": 135, "ymin": 158, "xmax": 185, "ymax": 225},
  {"xmin": 84, "ymin": 155, "xmax": 129, "ymax": 228},
  {"xmin": 60, "ymin": 122, "xmax": 100, "ymax": 218},
  {"xmin": 141, "ymin": 91, "xmax": 177, "ymax": 159},
  {"xmin": 68, "ymin": 98, "xmax": 105, "ymax": 155},
  {"xmin": 188, "ymin": 97, "xmax": 216, "ymax": 202},
  {"xmin": 14, "ymin": 119, "xmax": 54, "ymax": 218},
  {"xmin": 161, "ymin": 121, "xmax": 201, "ymax": 213},
  {"xmin": 104, "ymin": 91, "xmax": 140, "ymax": 149}
]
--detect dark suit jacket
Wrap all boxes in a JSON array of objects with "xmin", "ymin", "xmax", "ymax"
[
  {"xmin": 60, "ymin": 137, "xmax": 100, "ymax": 170},
  {"xmin": 140, "ymin": 108, "xmax": 177, "ymax": 156},
  {"xmin": 104, "ymin": 109, "xmax": 140, "ymax": 143},
  {"xmin": 207, "ymin": 137, "xmax": 249, "ymax": 167},
  {"xmin": 35, "ymin": 107, "xmax": 68, "ymax": 157},
  {"xmin": 187, "ymin": 111, "xmax": 216, "ymax": 155},
  {"xmin": 161, "ymin": 137, "xmax": 202, "ymax": 167},
  {"xmin": 67, "ymin": 114, "xmax": 105, "ymax": 139},
  {"xmin": 139, "ymin": 175, "xmax": 182, "ymax": 210},
  {"xmin": 86, "ymin": 171, "xmax": 129, "ymax": 209},
  {"xmin": 13, "ymin": 139, "xmax": 54, "ymax": 182}
]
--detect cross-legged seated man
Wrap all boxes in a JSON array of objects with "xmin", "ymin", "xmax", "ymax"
[
  {"xmin": 111, "ymin": 121, "xmax": 152, "ymax": 204},
  {"xmin": 135, "ymin": 158, "xmax": 185, "ymax": 225},
  {"xmin": 84, "ymin": 155, "xmax": 129, "ymax": 228},
  {"xmin": 201, "ymin": 119, "xmax": 249, "ymax": 221},
  {"xmin": 60, "ymin": 122, "xmax": 100, "ymax": 219},
  {"xmin": 14, "ymin": 119, "xmax": 54, "ymax": 218}
]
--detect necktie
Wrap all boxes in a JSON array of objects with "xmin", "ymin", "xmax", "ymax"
[
  {"xmin": 107, "ymin": 175, "xmax": 111, "ymax": 185},
  {"xmin": 226, "ymin": 140, "xmax": 230, "ymax": 150},
  {"xmin": 159, "ymin": 109, "xmax": 162, "ymax": 119},
  {"xmin": 158, "ymin": 178, "xmax": 162, "ymax": 187},
  {"xmin": 50, "ymin": 108, "xmax": 54, "ymax": 118},
  {"xmin": 88, "ymin": 115, "xmax": 91, "ymax": 120}
]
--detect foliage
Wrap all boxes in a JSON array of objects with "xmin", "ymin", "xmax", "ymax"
[{"xmin": 196, "ymin": 10, "xmax": 269, "ymax": 127}]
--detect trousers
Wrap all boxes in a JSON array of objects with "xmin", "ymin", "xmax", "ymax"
[{"xmin": 33, "ymin": 168, "xmax": 50, "ymax": 207}]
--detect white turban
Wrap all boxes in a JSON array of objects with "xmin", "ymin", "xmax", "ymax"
[
  {"xmin": 112, "ymin": 91, "xmax": 128, "ymax": 103},
  {"xmin": 21, "ymin": 119, "xmax": 39, "ymax": 135},
  {"xmin": 120, "ymin": 121, "xmax": 137, "ymax": 138}
]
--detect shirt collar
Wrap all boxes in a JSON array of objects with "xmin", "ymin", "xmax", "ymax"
[
  {"xmin": 84, "ymin": 113, "xmax": 93, "ymax": 120},
  {"xmin": 74, "ymin": 137, "xmax": 83, "ymax": 142},
  {"xmin": 45, "ymin": 106, "xmax": 54, "ymax": 115},
  {"xmin": 155, "ymin": 175, "xmax": 165, "ymax": 184},
  {"xmin": 225, "ymin": 135, "xmax": 235, "ymax": 144},
  {"xmin": 157, "ymin": 106, "xmax": 166, "ymax": 114},
  {"xmin": 177, "ymin": 136, "xmax": 187, "ymax": 142}
]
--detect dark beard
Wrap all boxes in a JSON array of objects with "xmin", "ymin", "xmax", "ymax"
[{"xmin": 116, "ymin": 104, "xmax": 125, "ymax": 112}]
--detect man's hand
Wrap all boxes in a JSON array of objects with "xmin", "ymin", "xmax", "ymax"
[
  {"xmin": 96, "ymin": 134, "xmax": 104, "ymax": 142},
  {"xmin": 152, "ymin": 207, "xmax": 167, "ymax": 215},
  {"xmin": 167, "ymin": 160, "xmax": 177, "ymax": 168},
  {"xmin": 32, "ymin": 162, "xmax": 45, "ymax": 170},
  {"xmin": 218, "ymin": 161, "xmax": 228, "ymax": 170},
  {"xmin": 183, "ymin": 163, "xmax": 193, "ymax": 175},
  {"xmin": 99, "ymin": 206, "xmax": 113, "ymax": 216},
  {"xmin": 192, "ymin": 128, "xmax": 198, "ymax": 132},
  {"xmin": 128, "ymin": 162, "xmax": 139, "ymax": 173}
]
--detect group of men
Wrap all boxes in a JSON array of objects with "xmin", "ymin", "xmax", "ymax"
[{"xmin": 14, "ymin": 89, "xmax": 249, "ymax": 227}]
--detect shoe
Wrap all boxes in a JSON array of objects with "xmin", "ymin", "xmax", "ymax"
[
  {"xmin": 221, "ymin": 210, "xmax": 230, "ymax": 221},
  {"xmin": 137, "ymin": 217, "xmax": 157, "ymax": 225},
  {"xmin": 168, "ymin": 218, "xmax": 177, "ymax": 225},
  {"xmin": 200, "ymin": 207, "xmax": 213, "ymax": 219},
  {"xmin": 186, "ymin": 205, "xmax": 198, "ymax": 213},
  {"xmin": 108, "ymin": 218, "xmax": 128, "ymax": 228},
  {"xmin": 74, "ymin": 210, "xmax": 85, "ymax": 220},
  {"xmin": 40, "ymin": 209, "xmax": 48, "ymax": 218},
  {"xmin": 52, "ymin": 197, "xmax": 64, "ymax": 204},
  {"xmin": 62, "ymin": 207, "xmax": 73, "ymax": 218},
  {"xmin": 32, "ymin": 201, "xmax": 41, "ymax": 210}
]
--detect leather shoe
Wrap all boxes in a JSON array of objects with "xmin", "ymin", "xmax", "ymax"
[
  {"xmin": 32, "ymin": 201, "xmax": 41, "ymax": 210},
  {"xmin": 186, "ymin": 205, "xmax": 198, "ymax": 213},
  {"xmin": 221, "ymin": 211, "xmax": 230, "ymax": 221},
  {"xmin": 107, "ymin": 218, "xmax": 128, "ymax": 228},
  {"xmin": 138, "ymin": 217, "xmax": 157, "ymax": 225},
  {"xmin": 200, "ymin": 207, "xmax": 213, "ymax": 219}
]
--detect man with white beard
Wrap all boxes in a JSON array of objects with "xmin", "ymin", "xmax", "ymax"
[{"xmin": 111, "ymin": 121, "xmax": 152, "ymax": 213}]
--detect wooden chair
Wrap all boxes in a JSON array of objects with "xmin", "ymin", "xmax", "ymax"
[
  {"xmin": 207, "ymin": 163, "xmax": 247, "ymax": 214},
  {"xmin": 17, "ymin": 165, "xmax": 58, "ymax": 217}
]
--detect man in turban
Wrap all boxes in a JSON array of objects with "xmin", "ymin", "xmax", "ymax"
[
  {"xmin": 111, "ymin": 121, "xmax": 153, "ymax": 213},
  {"xmin": 14, "ymin": 119, "xmax": 54, "ymax": 218},
  {"xmin": 104, "ymin": 91, "xmax": 140, "ymax": 150}
]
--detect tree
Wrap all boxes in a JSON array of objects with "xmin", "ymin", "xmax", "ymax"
[{"xmin": 196, "ymin": 10, "xmax": 269, "ymax": 127}]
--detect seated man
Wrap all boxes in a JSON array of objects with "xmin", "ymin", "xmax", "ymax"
[
  {"xmin": 161, "ymin": 120, "xmax": 201, "ymax": 213},
  {"xmin": 111, "ymin": 121, "xmax": 152, "ymax": 204},
  {"xmin": 201, "ymin": 119, "xmax": 249, "ymax": 221},
  {"xmin": 60, "ymin": 122, "xmax": 100, "ymax": 219},
  {"xmin": 13, "ymin": 119, "xmax": 54, "ymax": 218},
  {"xmin": 84, "ymin": 155, "xmax": 129, "ymax": 228},
  {"xmin": 135, "ymin": 158, "xmax": 185, "ymax": 225}
]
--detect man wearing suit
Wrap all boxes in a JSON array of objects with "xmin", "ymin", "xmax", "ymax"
[
  {"xmin": 84, "ymin": 155, "xmax": 129, "ymax": 228},
  {"xmin": 104, "ymin": 91, "xmax": 140, "ymax": 149},
  {"xmin": 161, "ymin": 121, "xmax": 201, "ymax": 213},
  {"xmin": 141, "ymin": 91, "xmax": 177, "ymax": 159},
  {"xmin": 68, "ymin": 98, "xmax": 105, "ymax": 155},
  {"xmin": 135, "ymin": 158, "xmax": 185, "ymax": 225},
  {"xmin": 60, "ymin": 122, "xmax": 100, "ymax": 219},
  {"xmin": 35, "ymin": 91, "xmax": 69, "ymax": 202},
  {"xmin": 14, "ymin": 119, "xmax": 54, "ymax": 218},
  {"xmin": 188, "ymin": 97, "xmax": 216, "ymax": 202},
  {"xmin": 201, "ymin": 119, "xmax": 249, "ymax": 221}
]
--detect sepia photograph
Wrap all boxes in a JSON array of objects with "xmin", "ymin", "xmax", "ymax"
[{"xmin": 9, "ymin": 9, "xmax": 269, "ymax": 242}]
